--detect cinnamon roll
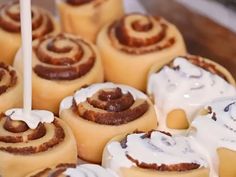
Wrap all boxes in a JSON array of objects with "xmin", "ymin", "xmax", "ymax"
[
  {"xmin": 0, "ymin": 1, "xmax": 59, "ymax": 65},
  {"xmin": 191, "ymin": 97, "xmax": 236, "ymax": 177},
  {"xmin": 26, "ymin": 164, "xmax": 118, "ymax": 177},
  {"xmin": 14, "ymin": 33, "xmax": 104, "ymax": 114},
  {"xmin": 0, "ymin": 62, "xmax": 22, "ymax": 113},
  {"xmin": 102, "ymin": 130, "xmax": 209, "ymax": 177},
  {"xmin": 60, "ymin": 82, "xmax": 157, "ymax": 163},
  {"xmin": 96, "ymin": 13, "xmax": 186, "ymax": 91},
  {"xmin": 56, "ymin": 0, "xmax": 124, "ymax": 42},
  {"xmin": 0, "ymin": 109, "xmax": 77, "ymax": 177},
  {"xmin": 147, "ymin": 55, "xmax": 236, "ymax": 133}
]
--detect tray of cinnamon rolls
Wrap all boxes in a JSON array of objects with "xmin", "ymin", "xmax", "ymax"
[{"xmin": 0, "ymin": 0, "xmax": 235, "ymax": 177}]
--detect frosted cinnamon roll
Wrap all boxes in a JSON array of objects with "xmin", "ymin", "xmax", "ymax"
[
  {"xmin": 0, "ymin": 0, "xmax": 59, "ymax": 64},
  {"xmin": 103, "ymin": 130, "xmax": 209, "ymax": 177},
  {"xmin": 147, "ymin": 55, "xmax": 236, "ymax": 133},
  {"xmin": 191, "ymin": 97, "xmax": 236, "ymax": 177},
  {"xmin": 60, "ymin": 82, "xmax": 157, "ymax": 163},
  {"xmin": 0, "ymin": 62, "xmax": 22, "ymax": 113},
  {"xmin": 56, "ymin": 0, "xmax": 124, "ymax": 42},
  {"xmin": 14, "ymin": 33, "xmax": 104, "ymax": 114},
  {"xmin": 97, "ymin": 13, "xmax": 186, "ymax": 91},
  {"xmin": 0, "ymin": 109, "xmax": 77, "ymax": 177},
  {"xmin": 26, "ymin": 164, "xmax": 118, "ymax": 177}
]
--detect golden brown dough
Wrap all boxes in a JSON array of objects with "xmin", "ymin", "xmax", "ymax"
[
  {"xmin": 97, "ymin": 13, "xmax": 186, "ymax": 91},
  {"xmin": 0, "ymin": 1, "xmax": 59, "ymax": 64},
  {"xmin": 0, "ymin": 115, "xmax": 77, "ymax": 177},
  {"xmin": 14, "ymin": 33, "xmax": 104, "ymax": 115},
  {"xmin": 0, "ymin": 62, "xmax": 22, "ymax": 113},
  {"xmin": 60, "ymin": 82, "xmax": 158, "ymax": 163},
  {"xmin": 56, "ymin": 0, "xmax": 124, "ymax": 42}
]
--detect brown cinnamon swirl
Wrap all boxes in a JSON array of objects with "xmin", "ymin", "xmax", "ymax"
[
  {"xmin": 13, "ymin": 33, "xmax": 104, "ymax": 114},
  {"xmin": 97, "ymin": 13, "xmax": 186, "ymax": 91},
  {"xmin": 0, "ymin": 62, "xmax": 22, "ymax": 113},
  {"xmin": 0, "ymin": 0, "xmax": 59, "ymax": 65},
  {"xmin": 59, "ymin": 82, "xmax": 158, "ymax": 163},
  {"xmin": 56, "ymin": 0, "xmax": 124, "ymax": 42},
  {"xmin": 0, "ymin": 115, "xmax": 77, "ymax": 177}
]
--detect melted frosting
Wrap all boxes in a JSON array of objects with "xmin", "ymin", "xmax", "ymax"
[
  {"xmin": 60, "ymin": 82, "xmax": 147, "ymax": 112},
  {"xmin": 148, "ymin": 57, "xmax": 236, "ymax": 132},
  {"xmin": 104, "ymin": 131, "xmax": 208, "ymax": 173},
  {"xmin": 191, "ymin": 97, "xmax": 236, "ymax": 177},
  {"xmin": 5, "ymin": 108, "xmax": 54, "ymax": 129},
  {"xmin": 64, "ymin": 164, "xmax": 118, "ymax": 177}
]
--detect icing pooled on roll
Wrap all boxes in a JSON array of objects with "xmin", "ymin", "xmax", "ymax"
[
  {"xmin": 5, "ymin": 108, "xmax": 54, "ymax": 129},
  {"xmin": 103, "ymin": 131, "xmax": 208, "ymax": 173},
  {"xmin": 148, "ymin": 56, "xmax": 236, "ymax": 131},
  {"xmin": 27, "ymin": 164, "xmax": 118, "ymax": 177},
  {"xmin": 191, "ymin": 97, "xmax": 236, "ymax": 177}
]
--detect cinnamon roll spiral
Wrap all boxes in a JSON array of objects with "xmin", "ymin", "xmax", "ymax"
[
  {"xmin": 60, "ymin": 82, "xmax": 157, "ymax": 163},
  {"xmin": 14, "ymin": 33, "xmax": 104, "ymax": 114},
  {"xmin": 0, "ymin": 0, "xmax": 59, "ymax": 64},
  {"xmin": 26, "ymin": 164, "xmax": 118, "ymax": 177},
  {"xmin": 147, "ymin": 55, "xmax": 236, "ymax": 133},
  {"xmin": 56, "ymin": 0, "xmax": 124, "ymax": 42},
  {"xmin": 191, "ymin": 97, "xmax": 236, "ymax": 177},
  {"xmin": 97, "ymin": 13, "xmax": 186, "ymax": 91},
  {"xmin": 0, "ymin": 114, "xmax": 77, "ymax": 177},
  {"xmin": 0, "ymin": 62, "xmax": 22, "ymax": 113},
  {"xmin": 102, "ymin": 130, "xmax": 209, "ymax": 177}
]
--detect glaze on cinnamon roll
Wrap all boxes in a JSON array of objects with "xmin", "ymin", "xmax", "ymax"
[
  {"xmin": 60, "ymin": 82, "xmax": 157, "ymax": 163},
  {"xmin": 0, "ymin": 62, "xmax": 22, "ymax": 113},
  {"xmin": 102, "ymin": 130, "xmax": 209, "ymax": 177},
  {"xmin": 26, "ymin": 164, "xmax": 118, "ymax": 177},
  {"xmin": 191, "ymin": 97, "xmax": 236, "ymax": 177},
  {"xmin": 14, "ymin": 33, "xmax": 104, "ymax": 114},
  {"xmin": 0, "ymin": 1, "xmax": 59, "ymax": 64},
  {"xmin": 97, "ymin": 13, "xmax": 186, "ymax": 91},
  {"xmin": 56, "ymin": 0, "xmax": 124, "ymax": 42},
  {"xmin": 147, "ymin": 55, "xmax": 236, "ymax": 133},
  {"xmin": 0, "ymin": 111, "xmax": 77, "ymax": 177}
]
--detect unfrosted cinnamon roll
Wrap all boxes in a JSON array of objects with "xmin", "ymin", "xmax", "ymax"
[
  {"xmin": 56, "ymin": 0, "xmax": 124, "ymax": 42},
  {"xmin": 0, "ymin": 0, "xmax": 59, "ymax": 65},
  {"xmin": 14, "ymin": 33, "xmax": 104, "ymax": 114},
  {"xmin": 0, "ymin": 110, "xmax": 77, "ymax": 177},
  {"xmin": 97, "ymin": 13, "xmax": 186, "ymax": 91},
  {"xmin": 0, "ymin": 62, "xmax": 22, "ymax": 113},
  {"xmin": 60, "ymin": 82, "xmax": 157, "ymax": 163},
  {"xmin": 147, "ymin": 55, "xmax": 236, "ymax": 133},
  {"xmin": 191, "ymin": 97, "xmax": 236, "ymax": 177},
  {"xmin": 103, "ymin": 130, "xmax": 209, "ymax": 177},
  {"xmin": 26, "ymin": 164, "xmax": 118, "ymax": 177}
]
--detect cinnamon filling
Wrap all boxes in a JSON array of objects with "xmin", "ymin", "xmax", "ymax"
[
  {"xmin": 108, "ymin": 13, "xmax": 176, "ymax": 54},
  {"xmin": 120, "ymin": 131, "xmax": 201, "ymax": 172},
  {"xmin": 31, "ymin": 164, "xmax": 76, "ymax": 177},
  {"xmin": 0, "ymin": 115, "xmax": 65, "ymax": 155},
  {"xmin": 72, "ymin": 87, "xmax": 149, "ymax": 125},
  {"xmin": 33, "ymin": 34, "xmax": 95, "ymax": 80},
  {"xmin": 0, "ymin": 1, "xmax": 54, "ymax": 39},
  {"xmin": 0, "ymin": 62, "xmax": 17, "ymax": 95},
  {"xmin": 66, "ymin": 0, "xmax": 94, "ymax": 6}
]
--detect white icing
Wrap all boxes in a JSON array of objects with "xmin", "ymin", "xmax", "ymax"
[
  {"xmin": 191, "ymin": 97, "xmax": 236, "ymax": 177},
  {"xmin": 64, "ymin": 164, "xmax": 118, "ymax": 177},
  {"xmin": 5, "ymin": 108, "xmax": 54, "ymax": 129},
  {"xmin": 104, "ymin": 131, "xmax": 208, "ymax": 173},
  {"xmin": 60, "ymin": 82, "xmax": 147, "ymax": 112},
  {"xmin": 147, "ymin": 57, "xmax": 236, "ymax": 132}
]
